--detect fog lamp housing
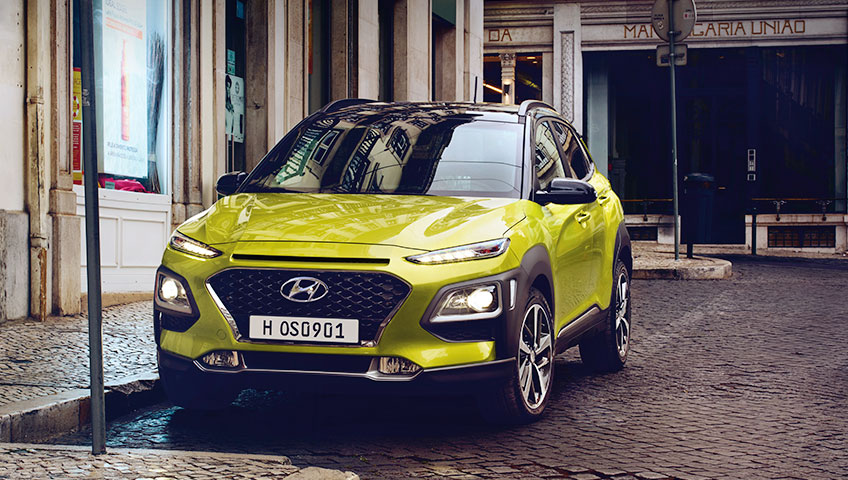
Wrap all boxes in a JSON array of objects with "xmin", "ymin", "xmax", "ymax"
[
  {"xmin": 201, "ymin": 351, "xmax": 241, "ymax": 369},
  {"xmin": 378, "ymin": 357, "xmax": 421, "ymax": 375}
]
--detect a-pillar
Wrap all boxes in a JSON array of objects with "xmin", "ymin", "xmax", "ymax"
[{"xmin": 499, "ymin": 52, "xmax": 515, "ymax": 104}]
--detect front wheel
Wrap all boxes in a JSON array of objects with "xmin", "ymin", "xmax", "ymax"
[
  {"xmin": 478, "ymin": 288, "xmax": 555, "ymax": 424},
  {"xmin": 580, "ymin": 259, "xmax": 631, "ymax": 372}
]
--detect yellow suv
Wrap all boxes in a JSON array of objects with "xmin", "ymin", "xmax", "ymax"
[{"xmin": 154, "ymin": 100, "xmax": 632, "ymax": 423}]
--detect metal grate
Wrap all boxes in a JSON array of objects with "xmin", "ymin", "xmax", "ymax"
[
  {"xmin": 207, "ymin": 269, "xmax": 410, "ymax": 344},
  {"xmin": 768, "ymin": 226, "xmax": 835, "ymax": 248}
]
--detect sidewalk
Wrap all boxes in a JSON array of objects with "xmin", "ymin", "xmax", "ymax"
[
  {"xmin": 0, "ymin": 301, "xmax": 158, "ymax": 443},
  {"xmin": 0, "ymin": 443, "xmax": 358, "ymax": 479}
]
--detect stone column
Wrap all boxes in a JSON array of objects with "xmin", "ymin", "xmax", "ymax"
[
  {"xmin": 499, "ymin": 52, "xmax": 515, "ymax": 104},
  {"xmin": 393, "ymin": 0, "xmax": 430, "ymax": 101},
  {"xmin": 463, "ymin": 0, "xmax": 483, "ymax": 102},
  {"xmin": 25, "ymin": 0, "xmax": 81, "ymax": 318},
  {"xmin": 553, "ymin": 2, "xmax": 583, "ymax": 131},
  {"xmin": 357, "ymin": 0, "xmax": 380, "ymax": 99}
]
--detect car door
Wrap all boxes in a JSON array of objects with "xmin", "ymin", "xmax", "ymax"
[
  {"xmin": 532, "ymin": 119, "xmax": 595, "ymax": 332},
  {"xmin": 552, "ymin": 120, "xmax": 613, "ymax": 311}
]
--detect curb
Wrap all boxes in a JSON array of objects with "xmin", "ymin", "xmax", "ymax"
[
  {"xmin": 0, "ymin": 373, "xmax": 161, "ymax": 443},
  {"xmin": 632, "ymin": 256, "xmax": 732, "ymax": 280}
]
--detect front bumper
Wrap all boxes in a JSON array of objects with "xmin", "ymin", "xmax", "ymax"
[{"xmin": 158, "ymin": 348, "xmax": 515, "ymax": 394}]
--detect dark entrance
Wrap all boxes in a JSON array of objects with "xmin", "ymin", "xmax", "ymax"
[{"xmin": 589, "ymin": 45, "xmax": 846, "ymax": 244}]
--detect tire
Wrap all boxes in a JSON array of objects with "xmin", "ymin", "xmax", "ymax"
[
  {"xmin": 159, "ymin": 362, "xmax": 238, "ymax": 411},
  {"xmin": 478, "ymin": 287, "xmax": 555, "ymax": 424},
  {"xmin": 580, "ymin": 258, "xmax": 631, "ymax": 372}
]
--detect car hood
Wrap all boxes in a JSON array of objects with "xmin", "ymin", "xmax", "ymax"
[{"xmin": 178, "ymin": 193, "xmax": 527, "ymax": 252}]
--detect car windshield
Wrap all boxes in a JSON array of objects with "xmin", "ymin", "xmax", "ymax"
[{"xmin": 241, "ymin": 107, "xmax": 524, "ymax": 198}]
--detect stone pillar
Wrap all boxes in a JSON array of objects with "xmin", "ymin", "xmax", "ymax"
[
  {"xmin": 285, "ymin": 0, "xmax": 307, "ymax": 131},
  {"xmin": 553, "ymin": 2, "xmax": 583, "ymax": 131},
  {"xmin": 393, "ymin": 0, "xmax": 430, "ymax": 101},
  {"xmin": 358, "ymin": 0, "xmax": 380, "ymax": 99},
  {"xmin": 26, "ymin": 0, "xmax": 81, "ymax": 318},
  {"xmin": 542, "ymin": 51, "xmax": 553, "ymax": 106},
  {"xmin": 0, "ymin": 0, "xmax": 30, "ymax": 321},
  {"xmin": 173, "ymin": 0, "xmax": 205, "ymax": 229},
  {"xmin": 463, "ymin": 0, "xmax": 483, "ymax": 102},
  {"xmin": 499, "ymin": 52, "xmax": 515, "ymax": 104},
  {"xmin": 245, "ymin": 0, "xmax": 269, "ymax": 172}
]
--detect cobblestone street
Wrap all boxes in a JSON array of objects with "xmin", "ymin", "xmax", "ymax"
[
  {"xmin": 0, "ymin": 302, "xmax": 155, "ymax": 406},
  {"xmin": 41, "ymin": 256, "xmax": 848, "ymax": 479}
]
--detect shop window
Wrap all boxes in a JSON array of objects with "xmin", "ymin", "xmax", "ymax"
[
  {"xmin": 515, "ymin": 53, "xmax": 543, "ymax": 103},
  {"xmin": 74, "ymin": 0, "xmax": 172, "ymax": 195},
  {"xmin": 483, "ymin": 54, "xmax": 502, "ymax": 103}
]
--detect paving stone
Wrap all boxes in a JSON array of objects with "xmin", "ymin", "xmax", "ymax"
[{"xmin": 9, "ymin": 256, "xmax": 848, "ymax": 479}]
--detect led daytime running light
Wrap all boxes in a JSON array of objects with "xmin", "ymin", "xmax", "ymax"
[
  {"xmin": 406, "ymin": 239, "xmax": 509, "ymax": 265},
  {"xmin": 169, "ymin": 231, "xmax": 222, "ymax": 258}
]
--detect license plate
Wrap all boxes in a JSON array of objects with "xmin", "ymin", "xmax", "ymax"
[{"xmin": 249, "ymin": 316, "xmax": 359, "ymax": 344}]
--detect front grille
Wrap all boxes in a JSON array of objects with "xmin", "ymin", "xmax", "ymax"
[
  {"xmin": 241, "ymin": 351, "xmax": 372, "ymax": 373},
  {"xmin": 207, "ymin": 269, "xmax": 410, "ymax": 344}
]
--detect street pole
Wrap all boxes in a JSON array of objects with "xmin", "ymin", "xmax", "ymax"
[
  {"xmin": 668, "ymin": 0, "xmax": 681, "ymax": 261},
  {"xmin": 79, "ymin": 0, "xmax": 106, "ymax": 455}
]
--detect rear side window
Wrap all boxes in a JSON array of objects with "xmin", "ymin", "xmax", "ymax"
[
  {"xmin": 534, "ymin": 121, "xmax": 569, "ymax": 190},
  {"xmin": 552, "ymin": 121, "xmax": 591, "ymax": 180}
]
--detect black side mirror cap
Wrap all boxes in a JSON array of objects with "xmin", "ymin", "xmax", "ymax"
[
  {"xmin": 216, "ymin": 171, "xmax": 247, "ymax": 196},
  {"xmin": 535, "ymin": 178, "xmax": 597, "ymax": 205}
]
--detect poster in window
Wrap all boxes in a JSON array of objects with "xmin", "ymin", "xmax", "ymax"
[
  {"xmin": 98, "ymin": 0, "xmax": 148, "ymax": 178},
  {"xmin": 72, "ymin": 67, "xmax": 83, "ymax": 185},
  {"xmin": 225, "ymin": 74, "xmax": 245, "ymax": 143}
]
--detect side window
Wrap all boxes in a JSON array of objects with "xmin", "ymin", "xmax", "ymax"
[
  {"xmin": 552, "ymin": 121, "xmax": 591, "ymax": 180},
  {"xmin": 534, "ymin": 121, "xmax": 569, "ymax": 190}
]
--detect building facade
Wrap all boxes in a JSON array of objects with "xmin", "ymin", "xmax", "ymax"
[
  {"xmin": 0, "ymin": 0, "xmax": 484, "ymax": 322},
  {"xmin": 484, "ymin": 0, "xmax": 848, "ymax": 251}
]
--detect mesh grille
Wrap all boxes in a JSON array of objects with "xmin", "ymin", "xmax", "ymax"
[{"xmin": 207, "ymin": 269, "xmax": 410, "ymax": 343}]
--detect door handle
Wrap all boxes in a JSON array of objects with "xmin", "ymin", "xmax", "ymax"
[
  {"xmin": 598, "ymin": 194, "xmax": 611, "ymax": 205},
  {"xmin": 576, "ymin": 211, "xmax": 591, "ymax": 223}
]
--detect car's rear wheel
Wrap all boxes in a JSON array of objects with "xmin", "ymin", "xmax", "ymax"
[
  {"xmin": 580, "ymin": 259, "xmax": 631, "ymax": 372},
  {"xmin": 159, "ymin": 361, "xmax": 238, "ymax": 411},
  {"xmin": 479, "ymin": 287, "xmax": 554, "ymax": 424}
]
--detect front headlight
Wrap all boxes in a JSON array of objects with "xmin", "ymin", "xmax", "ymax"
[
  {"xmin": 432, "ymin": 283, "xmax": 502, "ymax": 323},
  {"xmin": 169, "ymin": 231, "xmax": 222, "ymax": 258},
  {"xmin": 406, "ymin": 239, "xmax": 509, "ymax": 265},
  {"xmin": 155, "ymin": 270, "xmax": 194, "ymax": 315}
]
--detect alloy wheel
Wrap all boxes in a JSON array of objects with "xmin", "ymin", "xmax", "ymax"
[
  {"xmin": 518, "ymin": 302, "xmax": 553, "ymax": 410},
  {"xmin": 615, "ymin": 272, "xmax": 630, "ymax": 359}
]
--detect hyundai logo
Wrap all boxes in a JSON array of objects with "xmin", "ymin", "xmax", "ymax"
[{"xmin": 280, "ymin": 277, "xmax": 329, "ymax": 303}]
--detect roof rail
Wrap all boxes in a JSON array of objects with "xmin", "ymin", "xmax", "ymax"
[
  {"xmin": 321, "ymin": 98, "xmax": 377, "ymax": 113},
  {"xmin": 517, "ymin": 100, "xmax": 555, "ymax": 116}
]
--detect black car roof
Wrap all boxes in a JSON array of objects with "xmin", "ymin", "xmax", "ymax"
[{"xmin": 319, "ymin": 99, "xmax": 560, "ymax": 124}]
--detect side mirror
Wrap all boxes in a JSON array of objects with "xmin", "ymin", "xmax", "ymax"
[
  {"xmin": 216, "ymin": 171, "xmax": 247, "ymax": 196},
  {"xmin": 535, "ymin": 178, "xmax": 597, "ymax": 205}
]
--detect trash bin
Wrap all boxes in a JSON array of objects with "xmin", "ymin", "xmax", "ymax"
[{"xmin": 682, "ymin": 173, "xmax": 715, "ymax": 246}]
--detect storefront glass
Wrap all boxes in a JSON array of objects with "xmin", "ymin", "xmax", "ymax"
[{"xmin": 72, "ymin": 0, "xmax": 172, "ymax": 195}]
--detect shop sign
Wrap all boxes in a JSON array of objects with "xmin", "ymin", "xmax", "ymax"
[
  {"xmin": 485, "ymin": 26, "xmax": 553, "ymax": 46},
  {"xmin": 99, "ymin": 0, "xmax": 148, "ymax": 179},
  {"xmin": 226, "ymin": 74, "xmax": 245, "ymax": 143},
  {"xmin": 624, "ymin": 19, "xmax": 808, "ymax": 39}
]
